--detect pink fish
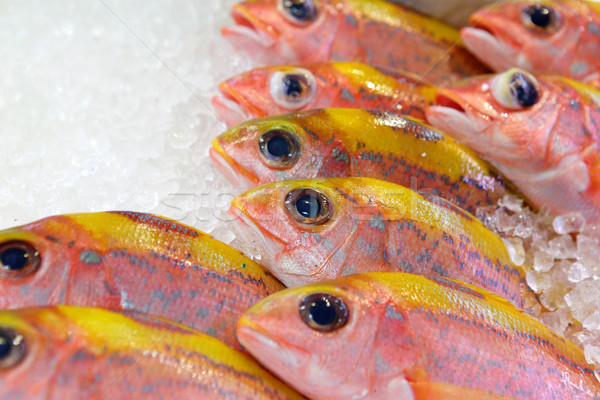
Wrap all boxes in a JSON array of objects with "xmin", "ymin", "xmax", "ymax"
[
  {"xmin": 212, "ymin": 62, "xmax": 436, "ymax": 128},
  {"xmin": 426, "ymin": 68, "xmax": 600, "ymax": 222},
  {"xmin": 461, "ymin": 0, "xmax": 600, "ymax": 86},
  {"xmin": 222, "ymin": 0, "xmax": 488, "ymax": 85}
]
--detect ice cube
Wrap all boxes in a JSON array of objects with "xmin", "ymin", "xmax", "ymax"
[
  {"xmin": 568, "ymin": 261, "xmax": 592, "ymax": 283},
  {"xmin": 547, "ymin": 235, "xmax": 577, "ymax": 259},
  {"xmin": 553, "ymin": 212, "xmax": 586, "ymax": 234},
  {"xmin": 525, "ymin": 270, "xmax": 552, "ymax": 292},
  {"xmin": 583, "ymin": 311, "xmax": 600, "ymax": 331},
  {"xmin": 564, "ymin": 280, "xmax": 600, "ymax": 321},
  {"xmin": 501, "ymin": 237, "xmax": 525, "ymax": 266},
  {"xmin": 533, "ymin": 248, "xmax": 554, "ymax": 272}
]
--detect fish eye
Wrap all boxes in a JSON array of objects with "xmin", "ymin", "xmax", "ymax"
[
  {"xmin": 491, "ymin": 69, "xmax": 539, "ymax": 109},
  {"xmin": 521, "ymin": 4, "xmax": 559, "ymax": 31},
  {"xmin": 299, "ymin": 293, "xmax": 348, "ymax": 332},
  {"xmin": 0, "ymin": 328, "xmax": 26, "ymax": 369},
  {"xmin": 0, "ymin": 241, "xmax": 40, "ymax": 279},
  {"xmin": 269, "ymin": 69, "xmax": 316, "ymax": 110},
  {"xmin": 279, "ymin": 0, "xmax": 318, "ymax": 25},
  {"xmin": 258, "ymin": 129, "xmax": 301, "ymax": 167},
  {"xmin": 285, "ymin": 188, "xmax": 332, "ymax": 225}
]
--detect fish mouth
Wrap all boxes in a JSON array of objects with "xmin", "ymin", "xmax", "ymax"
[
  {"xmin": 221, "ymin": 5, "xmax": 278, "ymax": 49},
  {"xmin": 237, "ymin": 318, "xmax": 310, "ymax": 373},
  {"xmin": 209, "ymin": 140, "xmax": 258, "ymax": 189},
  {"xmin": 212, "ymin": 82, "xmax": 262, "ymax": 128},
  {"xmin": 460, "ymin": 24, "xmax": 522, "ymax": 72},
  {"xmin": 229, "ymin": 200, "xmax": 285, "ymax": 269},
  {"xmin": 426, "ymin": 91, "xmax": 487, "ymax": 149}
]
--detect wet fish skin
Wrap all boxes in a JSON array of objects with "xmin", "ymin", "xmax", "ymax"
[
  {"xmin": 426, "ymin": 69, "xmax": 600, "ymax": 223},
  {"xmin": 237, "ymin": 273, "xmax": 599, "ymax": 400},
  {"xmin": 213, "ymin": 62, "xmax": 436, "ymax": 127},
  {"xmin": 461, "ymin": 0, "xmax": 600, "ymax": 86},
  {"xmin": 230, "ymin": 177, "xmax": 538, "ymax": 311},
  {"xmin": 0, "ymin": 211, "xmax": 284, "ymax": 350},
  {"xmin": 0, "ymin": 306, "xmax": 306, "ymax": 400},
  {"xmin": 222, "ymin": 0, "xmax": 488, "ymax": 85},
  {"xmin": 211, "ymin": 109, "xmax": 517, "ymax": 215}
]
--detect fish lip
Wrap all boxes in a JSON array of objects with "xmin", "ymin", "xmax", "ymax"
[
  {"xmin": 209, "ymin": 140, "xmax": 258, "ymax": 189},
  {"xmin": 237, "ymin": 318, "xmax": 310, "ymax": 372},
  {"xmin": 229, "ymin": 201, "xmax": 286, "ymax": 266},
  {"xmin": 460, "ymin": 26, "xmax": 520, "ymax": 72},
  {"xmin": 221, "ymin": 5, "xmax": 278, "ymax": 48},
  {"xmin": 212, "ymin": 82, "xmax": 264, "ymax": 128},
  {"xmin": 434, "ymin": 91, "xmax": 466, "ymax": 114}
]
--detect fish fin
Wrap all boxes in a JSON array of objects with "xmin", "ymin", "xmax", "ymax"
[{"xmin": 408, "ymin": 381, "xmax": 518, "ymax": 400}]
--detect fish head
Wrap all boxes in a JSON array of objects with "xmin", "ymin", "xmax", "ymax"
[
  {"xmin": 0, "ymin": 217, "xmax": 76, "ymax": 309},
  {"xmin": 230, "ymin": 179, "xmax": 361, "ymax": 286},
  {"xmin": 211, "ymin": 110, "xmax": 350, "ymax": 189},
  {"xmin": 462, "ymin": 1, "xmax": 585, "ymax": 74},
  {"xmin": 221, "ymin": 0, "xmax": 341, "ymax": 64},
  {"xmin": 213, "ymin": 64, "xmax": 333, "ymax": 127},
  {"xmin": 0, "ymin": 308, "xmax": 71, "ymax": 397},
  {"xmin": 426, "ymin": 68, "xmax": 560, "ymax": 172},
  {"xmin": 237, "ymin": 276, "xmax": 385, "ymax": 398}
]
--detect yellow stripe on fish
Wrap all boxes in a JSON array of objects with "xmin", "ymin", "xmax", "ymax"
[
  {"xmin": 0, "ymin": 211, "xmax": 284, "ymax": 350},
  {"xmin": 237, "ymin": 272, "xmax": 598, "ymax": 400},
  {"xmin": 230, "ymin": 177, "xmax": 538, "ymax": 311},
  {"xmin": 0, "ymin": 306, "xmax": 305, "ymax": 399},
  {"xmin": 211, "ymin": 108, "xmax": 518, "ymax": 214}
]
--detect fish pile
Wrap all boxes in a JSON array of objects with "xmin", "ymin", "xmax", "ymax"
[{"xmin": 2, "ymin": 0, "xmax": 600, "ymax": 399}]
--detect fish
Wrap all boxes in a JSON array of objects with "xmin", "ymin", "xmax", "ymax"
[
  {"xmin": 0, "ymin": 211, "xmax": 284, "ymax": 350},
  {"xmin": 426, "ymin": 68, "xmax": 600, "ymax": 223},
  {"xmin": 461, "ymin": 0, "xmax": 600, "ymax": 86},
  {"xmin": 221, "ymin": 0, "xmax": 489, "ymax": 85},
  {"xmin": 211, "ymin": 109, "xmax": 517, "ymax": 215},
  {"xmin": 237, "ymin": 272, "xmax": 599, "ymax": 400},
  {"xmin": 229, "ymin": 177, "xmax": 538, "ymax": 311},
  {"xmin": 212, "ymin": 62, "xmax": 436, "ymax": 127},
  {"xmin": 0, "ymin": 306, "xmax": 306, "ymax": 399}
]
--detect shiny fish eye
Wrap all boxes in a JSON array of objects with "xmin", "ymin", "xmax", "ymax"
[
  {"xmin": 0, "ymin": 328, "xmax": 26, "ymax": 369},
  {"xmin": 0, "ymin": 241, "xmax": 40, "ymax": 279},
  {"xmin": 285, "ymin": 188, "xmax": 332, "ymax": 225},
  {"xmin": 300, "ymin": 293, "xmax": 348, "ymax": 332},
  {"xmin": 279, "ymin": 0, "xmax": 317, "ymax": 24},
  {"xmin": 270, "ymin": 69, "xmax": 316, "ymax": 110},
  {"xmin": 491, "ymin": 69, "xmax": 539, "ymax": 109},
  {"xmin": 258, "ymin": 129, "xmax": 300, "ymax": 167},
  {"xmin": 521, "ymin": 4, "xmax": 559, "ymax": 31}
]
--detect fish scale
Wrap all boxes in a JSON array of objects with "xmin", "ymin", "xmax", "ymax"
[
  {"xmin": 0, "ymin": 212, "xmax": 284, "ymax": 350},
  {"xmin": 230, "ymin": 177, "xmax": 538, "ymax": 311},
  {"xmin": 237, "ymin": 273, "xmax": 599, "ymax": 399},
  {"xmin": 0, "ymin": 306, "xmax": 306, "ymax": 399}
]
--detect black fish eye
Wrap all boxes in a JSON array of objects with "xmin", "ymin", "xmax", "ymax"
[
  {"xmin": 270, "ymin": 69, "xmax": 316, "ymax": 110},
  {"xmin": 509, "ymin": 72, "xmax": 539, "ymax": 107},
  {"xmin": 300, "ymin": 293, "xmax": 348, "ymax": 332},
  {"xmin": 0, "ymin": 241, "xmax": 40, "ymax": 279},
  {"xmin": 258, "ymin": 129, "xmax": 300, "ymax": 167},
  {"xmin": 522, "ymin": 4, "xmax": 558, "ymax": 30},
  {"xmin": 283, "ymin": 75, "xmax": 305, "ymax": 100},
  {"xmin": 0, "ymin": 328, "xmax": 26, "ymax": 369},
  {"xmin": 285, "ymin": 188, "xmax": 332, "ymax": 225},
  {"xmin": 280, "ymin": 0, "xmax": 318, "ymax": 24}
]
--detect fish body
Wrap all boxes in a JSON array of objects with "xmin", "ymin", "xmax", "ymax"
[
  {"xmin": 0, "ymin": 211, "xmax": 283, "ymax": 350},
  {"xmin": 237, "ymin": 272, "xmax": 599, "ymax": 400},
  {"xmin": 461, "ymin": 0, "xmax": 600, "ymax": 86},
  {"xmin": 230, "ymin": 177, "xmax": 537, "ymax": 310},
  {"xmin": 211, "ymin": 109, "xmax": 516, "ymax": 215},
  {"xmin": 0, "ymin": 306, "xmax": 305, "ymax": 399},
  {"xmin": 213, "ymin": 62, "xmax": 436, "ymax": 127},
  {"xmin": 222, "ymin": 0, "xmax": 488, "ymax": 85},
  {"xmin": 426, "ymin": 68, "xmax": 600, "ymax": 222}
]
